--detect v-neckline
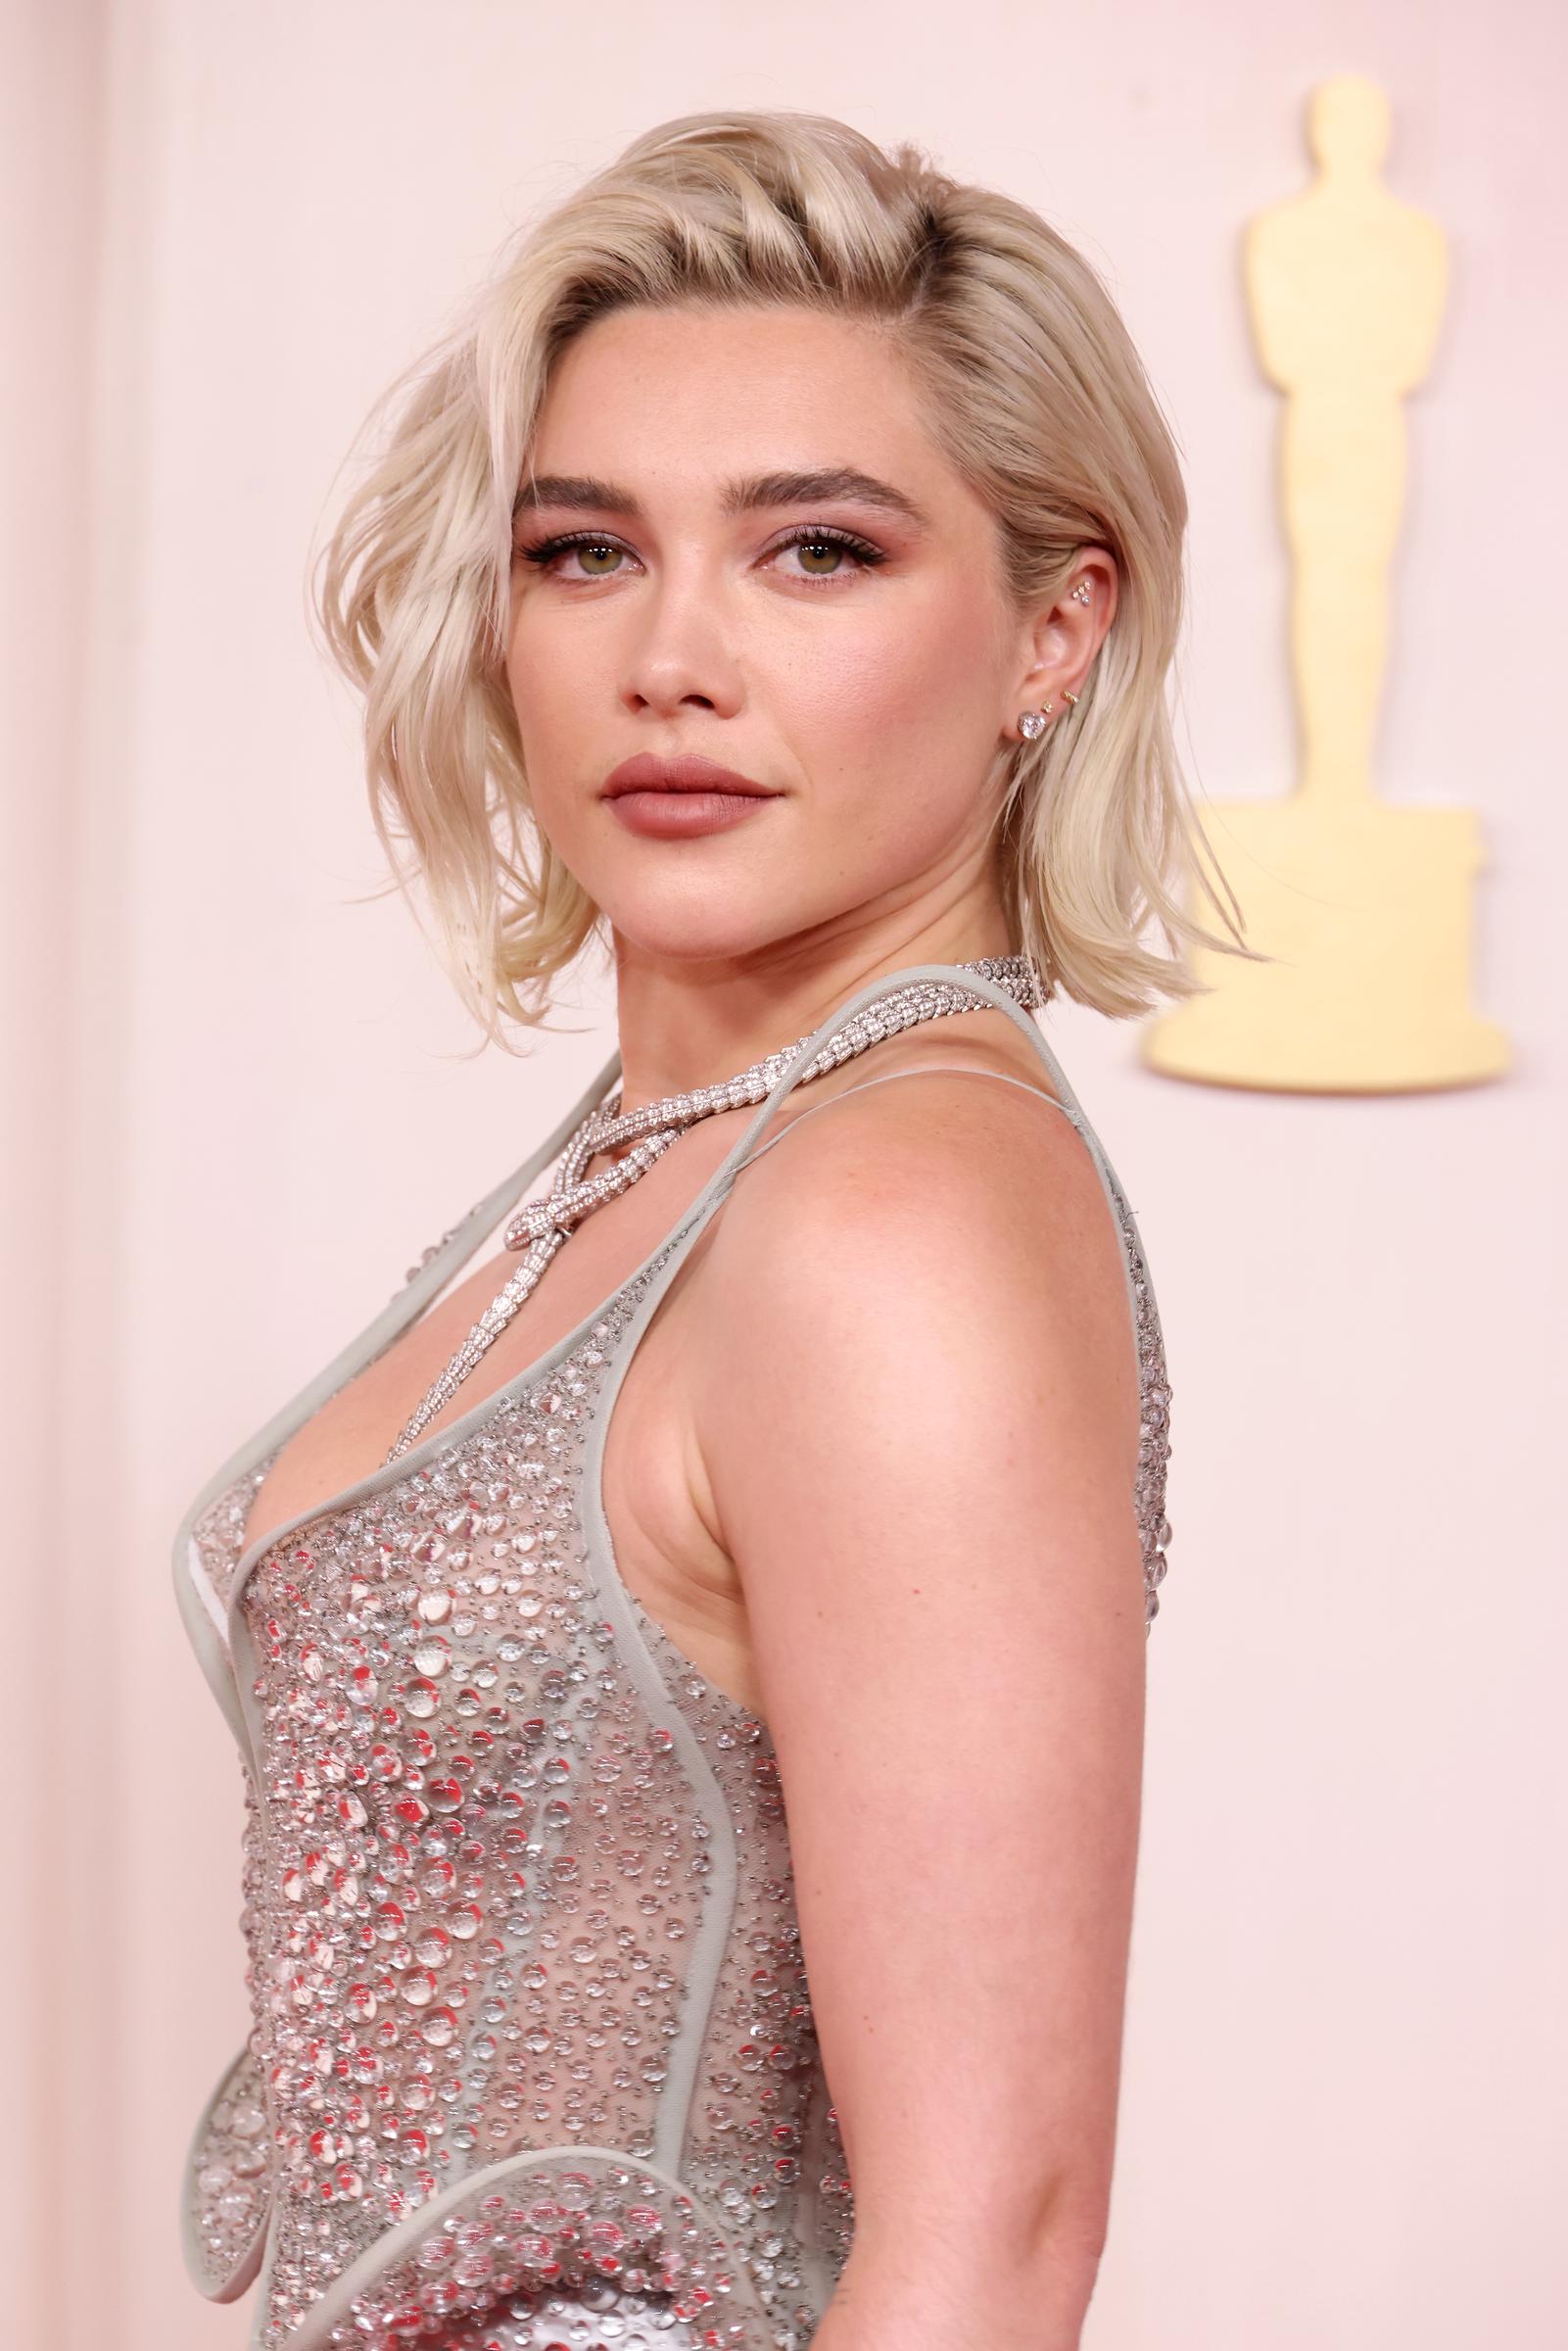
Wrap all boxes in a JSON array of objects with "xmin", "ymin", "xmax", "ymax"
[
  {"xmin": 217, "ymin": 956, "xmax": 1077, "ymax": 1655},
  {"xmin": 222, "ymin": 1184, "xmax": 706, "ymax": 1651}
]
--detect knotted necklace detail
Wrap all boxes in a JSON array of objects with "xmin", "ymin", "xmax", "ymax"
[{"xmin": 385, "ymin": 954, "xmax": 1045, "ymax": 1463}]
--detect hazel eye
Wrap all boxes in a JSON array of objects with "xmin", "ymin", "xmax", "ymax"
[
  {"xmin": 769, "ymin": 526, "xmax": 886, "ymax": 585},
  {"xmin": 566, "ymin": 540, "xmax": 625, "ymax": 577},
  {"xmin": 515, "ymin": 532, "xmax": 633, "ymax": 579},
  {"xmin": 788, "ymin": 537, "xmax": 848, "ymax": 576}
]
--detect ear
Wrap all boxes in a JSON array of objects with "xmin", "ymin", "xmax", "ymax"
[{"xmin": 1001, "ymin": 547, "xmax": 1119, "ymax": 744}]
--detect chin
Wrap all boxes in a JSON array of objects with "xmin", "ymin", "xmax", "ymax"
[{"xmin": 592, "ymin": 882, "xmax": 828, "ymax": 973}]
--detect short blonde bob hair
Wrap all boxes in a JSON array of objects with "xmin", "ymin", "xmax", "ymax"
[{"xmin": 310, "ymin": 108, "xmax": 1251, "ymax": 1043}]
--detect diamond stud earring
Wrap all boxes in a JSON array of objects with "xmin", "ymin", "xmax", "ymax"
[
  {"xmin": 1019, "ymin": 698, "xmax": 1055, "ymax": 741},
  {"xmin": 1070, "ymin": 581, "xmax": 1092, "ymax": 605}
]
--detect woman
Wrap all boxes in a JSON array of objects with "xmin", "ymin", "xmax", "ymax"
[{"xmin": 173, "ymin": 111, "xmax": 1243, "ymax": 2351}]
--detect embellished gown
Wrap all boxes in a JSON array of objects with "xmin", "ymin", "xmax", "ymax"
[{"xmin": 171, "ymin": 960, "xmax": 1173, "ymax": 2351}]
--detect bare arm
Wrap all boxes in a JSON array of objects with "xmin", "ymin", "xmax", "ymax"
[{"xmin": 692, "ymin": 1076, "xmax": 1147, "ymax": 2351}]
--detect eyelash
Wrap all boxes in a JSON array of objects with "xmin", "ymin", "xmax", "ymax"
[{"xmin": 512, "ymin": 522, "xmax": 888, "ymax": 588}]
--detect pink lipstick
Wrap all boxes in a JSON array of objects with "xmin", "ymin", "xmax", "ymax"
[{"xmin": 600, "ymin": 753, "xmax": 783, "ymax": 840}]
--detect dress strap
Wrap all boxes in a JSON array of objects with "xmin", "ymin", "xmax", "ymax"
[
  {"xmin": 730, "ymin": 1062, "xmax": 1082, "ymax": 1174},
  {"xmin": 638, "ymin": 956, "xmax": 1164, "ymax": 1384},
  {"xmin": 168, "ymin": 1048, "xmax": 624, "ymax": 1750},
  {"xmin": 643, "ymin": 960, "xmax": 1081, "ymax": 1236},
  {"xmin": 570, "ymin": 962, "xmax": 1090, "ymax": 1317}
]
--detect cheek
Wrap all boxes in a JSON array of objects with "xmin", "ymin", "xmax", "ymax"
[
  {"xmin": 501, "ymin": 623, "xmax": 589, "ymax": 849},
  {"xmin": 504, "ymin": 599, "xmax": 571, "ymax": 724},
  {"xmin": 787, "ymin": 579, "xmax": 1004, "ymax": 757},
  {"xmin": 503, "ymin": 615, "xmax": 595, "ymax": 817}
]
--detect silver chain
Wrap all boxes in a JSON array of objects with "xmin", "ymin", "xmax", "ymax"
[{"xmin": 384, "ymin": 955, "xmax": 1045, "ymax": 1464}]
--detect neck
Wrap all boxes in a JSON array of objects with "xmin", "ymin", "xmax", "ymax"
[{"xmin": 606, "ymin": 917, "xmax": 1022, "ymax": 1121}]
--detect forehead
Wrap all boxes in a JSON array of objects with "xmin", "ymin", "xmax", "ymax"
[{"xmin": 528, "ymin": 302, "xmax": 958, "ymax": 505}]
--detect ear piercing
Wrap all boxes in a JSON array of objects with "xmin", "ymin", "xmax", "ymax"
[
  {"xmin": 1019, "ymin": 585, "xmax": 1092, "ymax": 738},
  {"xmin": 1019, "ymin": 687, "xmax": 1085, "ymax": 740}
]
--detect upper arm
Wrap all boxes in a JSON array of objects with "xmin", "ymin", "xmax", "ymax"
[{"xmin": 691, "ymin": 1075, "xmax": 1147, "ymax": 2286}]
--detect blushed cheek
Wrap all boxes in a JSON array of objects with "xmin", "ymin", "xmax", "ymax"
[
  {"xmin": 505, "ymin": 630, "xmax": 590, "ymax": 779},
  {"xmin": 791, "ymin": 644, "xmax": 1002, "ymax": 901},
  {"xmin": 798, "ymin": 592, "xmax": 1002, "ymax": 787},
  {"xmin": 502, "ymin": 656, "xmax": 590, "ymax": 858}
]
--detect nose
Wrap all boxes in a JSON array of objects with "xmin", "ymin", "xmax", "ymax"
[{"xmin": 618, "ymin": 569, "xmax": 743, "ymax": 720}]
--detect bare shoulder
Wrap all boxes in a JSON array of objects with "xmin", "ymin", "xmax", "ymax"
[{"xmin": 693, "ymin": 1046, "xmax": 1141, "ymax": 1492}]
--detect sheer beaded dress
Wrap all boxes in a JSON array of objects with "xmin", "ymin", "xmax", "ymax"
[{"xmin": 171, "ymin": 961, "xmax": 1173, "ymax": 2351}]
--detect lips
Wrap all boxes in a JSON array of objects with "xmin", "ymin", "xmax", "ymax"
[{"xmin": 601, "ymin": 753, "xmax": 780, "ymax": 799}]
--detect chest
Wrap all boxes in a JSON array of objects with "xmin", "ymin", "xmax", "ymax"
[{"xmin": 237, "ymin": 1146, "xmax": 763, "ymax": 1718}]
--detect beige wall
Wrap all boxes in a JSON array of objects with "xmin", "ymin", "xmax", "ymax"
[{"xmin": 9, "ymin": 3, "xmax": 1564, "ymax": 2344}]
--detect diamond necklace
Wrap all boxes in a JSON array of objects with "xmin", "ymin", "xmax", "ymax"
[{"xmin": 384, "ymin": 953, "xmax": 1046, "ymax": 1463}]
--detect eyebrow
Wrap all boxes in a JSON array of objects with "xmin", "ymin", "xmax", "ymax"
[{"xmin": 511, "ymin": 466, "xmax": 932, "ymax": 532}]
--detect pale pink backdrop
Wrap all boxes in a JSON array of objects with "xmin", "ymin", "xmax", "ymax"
[{"xmin": 6, "ymin": 4, "xmax": 1564, "ymax": 2346}]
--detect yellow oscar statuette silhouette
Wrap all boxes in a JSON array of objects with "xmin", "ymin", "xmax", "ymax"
[{"xmin": 1143, "ymin": 74, "xmax": 1509, "ymax": 1092}]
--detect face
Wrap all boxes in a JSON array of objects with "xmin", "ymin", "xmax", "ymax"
[{"xmin": 503, "ymin": 302, "xmax": 1038, "ymax": 973}]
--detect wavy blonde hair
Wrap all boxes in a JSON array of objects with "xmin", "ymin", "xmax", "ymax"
[{"xmin": 309, "ymin": 109, "xmax": 1254, "ymax": 1045}]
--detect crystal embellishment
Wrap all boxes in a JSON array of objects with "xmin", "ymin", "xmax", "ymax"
[{"xmin": 172, "ymin": 955, "xmax": 1172, "ymax": 2349}]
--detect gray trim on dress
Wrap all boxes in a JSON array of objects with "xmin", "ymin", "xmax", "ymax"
[
  {"xmin": 262, "ymin": 2142, "xmax": 771, "ymax": 2351},
  {"xmin": 172, "ymin": 957, "xmax": 1160, "ymax": 2347},
  {"xmin": 168, "ymin": 1049, "xmax": 623, "ymax": 1760},
  {"xmin": 571, "ymin": 959, "xmax": 1153, "ymax": 2183}
]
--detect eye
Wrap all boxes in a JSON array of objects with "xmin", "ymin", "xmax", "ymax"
[
  {"xmin": 513, "ymin": 531, "xmax": 633, "ymax": 580},
  {"xmin": 766, "ymin": 525, "xmax": 887, "ymax": 586}
]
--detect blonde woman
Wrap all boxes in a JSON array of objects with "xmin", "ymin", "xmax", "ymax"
[{"xmin": 173, "ymin": 111, "xmax": 1243, "ymax": 2351}]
